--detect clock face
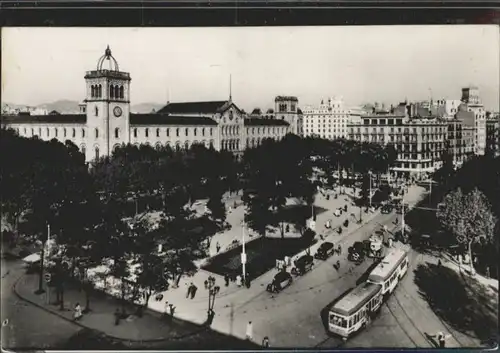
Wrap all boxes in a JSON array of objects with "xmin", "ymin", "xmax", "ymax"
[{"xmin": 113, "ymin": 106, "xmax": 122, "ymax": 117}]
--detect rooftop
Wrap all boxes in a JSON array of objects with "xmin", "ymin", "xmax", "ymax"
[
  {"xmin": 157, "ymin": 101, "xmax": 231, "ymax": 115},
  {"xmin": 275, "ymin": 96, "xmax": 298, "ymax": 102},
  {"xmin": 130, "ymin": 114, "xmax": 218, "ymax": 126},
  {"xmin": 244, "ymin": 118, "xmax": 290, "ymax": 126},
  {"xmin": 1, "ymin": 114, "xmax": 86, "ymax": 125}
]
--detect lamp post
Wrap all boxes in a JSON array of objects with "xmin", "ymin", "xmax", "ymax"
[
  {"xmin": 241, "ymin": 219, "xmax": 247, "ymax": 283},
  {"xmin": 368, "ymin": 171, "xmax": 373, "ymax": 208},
  {"xmin": 401, "ymin": 189, "xmax": 405, "ymax": 241},
  {"xmin": 206, "ymin": 277, "xmax": 220, "ymax": 323}
]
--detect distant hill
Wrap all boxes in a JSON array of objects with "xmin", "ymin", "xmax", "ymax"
[
  {"xmin": 131, "ymin": 102, "xmax": 165, "ymax": 114},
  {"xmin": 3, "ymin": 101, "xmax": 166, "ymax": 115},
  {"xmin": 38, "ymin": 100, "xmax": 81, "ymax": 113}
]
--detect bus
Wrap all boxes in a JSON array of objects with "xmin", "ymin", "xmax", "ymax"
[
  {"xmin": 328, "ymin": 282, "xmax": 383, "ymax": 339},
  {"xmin": 367, "ymin": 248, "xmax": 409, "ymax": 298}
]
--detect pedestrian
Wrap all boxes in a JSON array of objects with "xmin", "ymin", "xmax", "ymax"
[
  {"xmin": 74, "ymin": 303, "xmax": 82, "ymax": 321},
  {"xmin": 262, "ymin": 336, "xmax": 270, "ymax": 348},
  {"xmin": 246, "ymin": 321, "xmax": 253, "ymax": 341},
  {"xmin": 337, "ymin": 244, "xmax": 342, "ymax": 254},
  {"xmin": 336, "ymin": 260, "xmax": 340, "ymax": 269},
  {"xmin": 245, "ymin": 274, "xmax": 251, "ymax": 288},
  {"xmin": 164, "ymin": 301, "xmax": 169, "ymax": 316},
  {"xmin": 435, "ymin": 332, "xmax": 451, "ymax": 348},
  {"xmin": 191, "ymin": 284, "xmax": 198, "ymax": 299},
  {"xmin": 216, "ymin": 242, "xmax": 221, "ymax": 253},
  {"xmin": 236, "ymin": 274, "xmax": 242, "ymax": 287},
  {"xmin": 114, "ymin": 307, "xmax": 121, "ymax": 326},
  {"xmin": 224, "ymin": 273, "xmax": 230, "ymax": 287},
  {"xmin": 438, "ymin": 258, "xmax": 442, "ymax": 267},
  {"xmin": 186, "ymin": 283, "xmax": 193, "ymax": 298},
  {"xmin": 168, "ymin": 304, "xmax": 176, "ymax": 322}
]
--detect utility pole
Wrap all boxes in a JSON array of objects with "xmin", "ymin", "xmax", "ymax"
[
  {"xmin": 241, "ymin": 220, "xmax": 246, "ymax": 283},
  {"xmin": 401, "ymin": 190, "xmax": 405, "ymax": 241},
  {"xmin": 369, "ymin": 171, "xmax": 373, "ymax": 208}
]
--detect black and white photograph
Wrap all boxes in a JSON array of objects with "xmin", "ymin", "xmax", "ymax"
[{"xmin": 1, "ymin": 26, "xmax": 499, "ymax": 350}]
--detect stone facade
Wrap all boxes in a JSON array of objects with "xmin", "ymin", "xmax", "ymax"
[{"xmin": 2, "ymin": 46, "xmax": 292, "ymax": 162}]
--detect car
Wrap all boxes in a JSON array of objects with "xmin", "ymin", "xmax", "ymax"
[
  {"xmin": 314, "ymin": 242, "xmax": 335, "ymax": 260},
  {"xmin": 291, "ymin": 254, "xmax": 314, "ymax": 276},
  {"xmin": 348, "ymin": 241, "xmax": 366, "ymax": 263},
  {"xmin": 266, "ymin": 271, "xmax": 293, "ymax": 293},
  {"xmin": 381, "ymin": 204, "xmax": 393, "ymax": 214}
]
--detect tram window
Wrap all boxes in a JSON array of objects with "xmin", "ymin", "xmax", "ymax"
[{"xmin": 332, "ymin": 315, "xmax": 347, "ymax": 328}]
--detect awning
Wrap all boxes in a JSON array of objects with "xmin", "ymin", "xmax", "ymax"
[{"xmin": 22, "ymin": 253, "xmax": 41, "ymax": 263}]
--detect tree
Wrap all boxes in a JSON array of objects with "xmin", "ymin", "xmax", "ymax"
[
  {"xmin": 130, "ymin": 216, "xmax": 170, "ymax": 315},
  {"xmin": 437, "ymin": 188, "xmax": 497, "ymax": 275},
  {"xmin": 433, "ymin": 150, "xmax": 455, "ymax": 185}
]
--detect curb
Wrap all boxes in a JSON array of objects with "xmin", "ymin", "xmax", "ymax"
[{"xmin": 12, "ymin": 274, "xmax": 206, "ymax": 344}]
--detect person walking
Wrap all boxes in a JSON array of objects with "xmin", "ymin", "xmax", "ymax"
[
  {"xmin": 224, "ymin": 273, "xmax": 230, "ymax": 287},
  {"xmin": 245, "ymin": 274, "xmax": 251, "ymax": 288},
  {"xmin": 246, "ymin": 321, "xmax": 253, "ymax": 341},
  {"xmin": 216, "ymin": 242, "xmax": 221, "ymax": 253},
  {"xmin": 168, "ymin": 304, "xmax": 176, "ymax": 323},
  {"xmin": 337, "ymin": 244, "xmax": 342, "ymax": 254},
  {"xmin": 114, "ymin": 307, "xmax": 121, "ymax": 326},
  {"xmin": 236, "ymin": 274, "xmax": 242, "ymax": 287},
  {"xmin": 186, "ymin": 283, "xmax": 193, "ymax": 298},
  {"xmin": 434, "ymin": 331, "xmax": 451, "ymax": 348},
  {"xmin": 74, "ymin": 303, "xmax": 82, "ymax": 321},
  {"xmin": 190, "ymin": 284, "xmax": 198, "ymax": 299},
  {"xmin": 262, "ymin": 336, "xmax": 270, "ymax": 348}
]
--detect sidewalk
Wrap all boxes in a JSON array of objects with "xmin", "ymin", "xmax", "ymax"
[{"xmin": 13, "ymin": 273, "xmax": 205, "ymax": 342}]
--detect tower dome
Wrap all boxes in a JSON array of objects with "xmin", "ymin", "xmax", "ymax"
[{"xmin": 96, "ymin": 45, "xmax": 119, "ymax": 72}]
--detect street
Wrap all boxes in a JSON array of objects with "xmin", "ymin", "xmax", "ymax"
[{"xmin": 1, "ymin": 257, "xmax": 83, "ymax": 349}]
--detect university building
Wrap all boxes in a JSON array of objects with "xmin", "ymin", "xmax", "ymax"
[{"xmin": 1, "ymin": 46, "xmax": 294, "ymax": 162}]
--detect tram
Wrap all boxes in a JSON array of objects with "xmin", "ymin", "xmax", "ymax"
[
  {"xmin": 367, "ymin": 248, "xmax": 409, "ymax": 298},
  {"xmin": 328, "ymin": 282, "xmax": 383, "ymax": 339}
]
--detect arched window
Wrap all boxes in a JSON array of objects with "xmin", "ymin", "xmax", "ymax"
[
  {"xmin": 115, "ymin": 85, "xmax": 119, "ymax": 99},
  {"xmin": 194, "ymin": 128, "xmax": 197, "ymax": 136},
  {"xmin": 95, "ymin": 146, "xmax": 100, "ymax": 160},
  {"xmin": 82, "ymin": 128, "xmax": 85, "ymax": 138},
  {"xmin": 54, "ymin": 128, "xmax": 58, "ymax": 137},
  {"xmin": 145, "ymin": 128, "xmax": 149, "ymax": 138},
  {"xmin": 38, "ymin": 127, "xmax": 41, "ymax": 136},
  {"xmin": 119, "ymin": 86, "xmax": 124, "ymax": 99},
  {"xmin": 115, "ymin": 128, "xmax": 119, "ymax": 139},
  {"xmin": 98, "ymin": 85, "xmax": 102, "ymax": 98},
  {"xmin": 156, "ymin": 128, "xmax": 160, "ymax": 137},
  {"xmin": 166, "ymin": 128, "xmax": 170, "ymax": 137},
  {"xmin": 175, "ymin": 142, "xmax": 181, "ymax": 151},
  {"xmin": 91, "ymin": 85, "xmax": 95, "ymax": 98},
  {"xmin": 133, "ymin": 128, "xmax": 137, "ymax": 138},
  {"xmin": 155, "ymin": 142, "xmax": 162, "ymax": 150},
  {"xmin": 46, "ymin": 128, "xmax": 50, "ymax": 137},
  {"xmin": 95, "ymin": 106, "xmax": 99, "ymax": 116},
  {"xmin": 95, "ymin": 128, "xmax": 99, "ymax": 138},
  {"xmin": 81, "ymin": 145, "xmax": 86, "ymax": 156},
  {"xmin": 252, "ymin": 127, "xmax": 255, "ymax": 134},
  {"xmin": 202, "ymin": 128, "xmax": 205, "ymax": 136},
  {"xmin": 23, "ymin": 128, "xmax": 26, "ymax": 135},
  {"xmin": 185, "ymin": 128, "xmax": 189, "ymax": 136},
  {"xmin": 210, "ymin": 128, "xmax": 213, "ymax": 136},
  {"xmin": 110, "ymin": 85, "xmax": 115, "ymax": 99},
  {"xmin": 63, "ymin": 128, "xmax": 67, "ymax": 137},
  {"xmin": 31, "ymin": 128, "xmax": 34, "ymax": 136},
  {"xmin": 176, "ymin": 128, "xmax": 180, "ymax": 137},
  {"xmin": 72, "ymin": 128, "xmax": 76, "ymax": 138}
]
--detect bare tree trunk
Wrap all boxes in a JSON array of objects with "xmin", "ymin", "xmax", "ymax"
[{"xmin": 468, "ymin": 239, "xmax": 475, "ymax": 275}]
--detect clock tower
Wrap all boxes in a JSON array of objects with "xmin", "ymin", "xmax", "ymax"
[{"xmin": 84, "ymin": 46, "xmax": 131, "ymax": 160}]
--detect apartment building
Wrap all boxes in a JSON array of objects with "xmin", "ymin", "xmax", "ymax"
[
  {"xmin": 348, "ymin": 109, "xmax": 448, "ymax": 180},
  {"xmin": 302, "ymin": 96, "xmax": 353, "ymax": 140}
]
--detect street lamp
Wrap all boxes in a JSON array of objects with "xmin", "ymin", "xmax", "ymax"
[
  {"xmin": 206, "ymin": 277, "xmax": 220, "ymax": 323},
  {"xmin": 241, "ymin": 219, "xmax": 247, "ymax": 283},
  {"xmin": 368, "ymin": 171, "xmax": 373, "ymax": 208},
  {"xmin": 401, "ymin": 188, "xmax": 405, "ymax": 241}
]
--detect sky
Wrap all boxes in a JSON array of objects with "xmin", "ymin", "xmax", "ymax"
[{"xmin": 2, "ymin": 26, "xmax": 499, "ymax": 112}]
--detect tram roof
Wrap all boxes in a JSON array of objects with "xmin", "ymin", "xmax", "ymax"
[
  {"xmin": 368, "ymin": 248, "xmax": 407, "ymax": 283},
  {"xmin": 330, "ymin": 282, "xmax": 382, "ymax": 316}
]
